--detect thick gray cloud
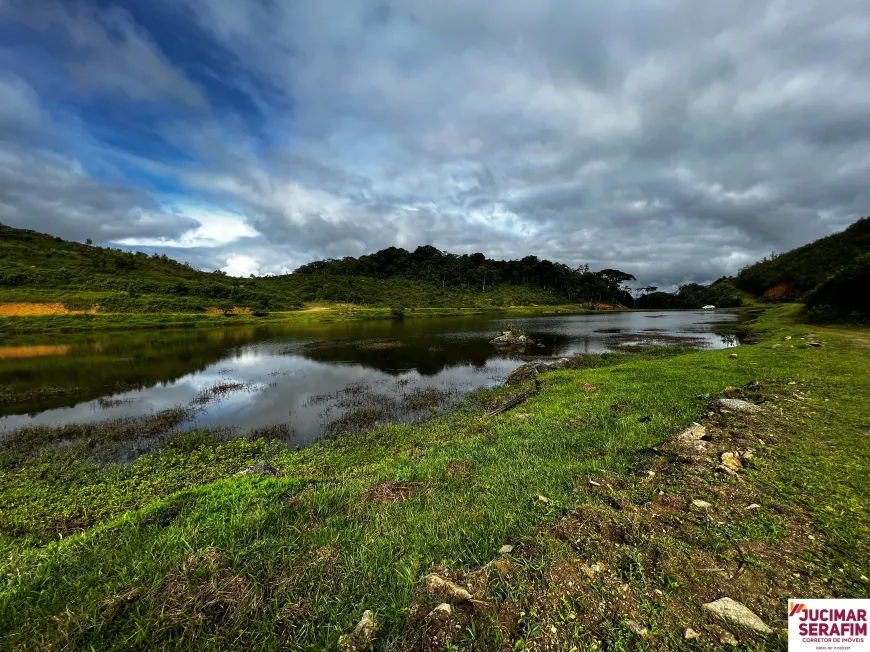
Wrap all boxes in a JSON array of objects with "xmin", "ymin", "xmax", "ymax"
[
  {"xmin": 0, "ymin": 142, "xmax": 198, "ymax": 242},
  {"xmin": 0, "ymin": 0, "xmax": 868, "ymax": 285}
]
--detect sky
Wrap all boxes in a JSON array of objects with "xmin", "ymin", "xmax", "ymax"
[{"xmin": 0, "ymin": 0, "xmax": 868, "ymax": 288}]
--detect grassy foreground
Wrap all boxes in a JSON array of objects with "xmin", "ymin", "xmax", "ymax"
[{"xmin": 1, "ymin": 306, "xmax": 868, "ymax": 650}]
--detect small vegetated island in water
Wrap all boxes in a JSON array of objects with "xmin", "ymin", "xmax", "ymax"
[{"xmin": 0, "ymin": 217, "xmax": 869, "ymax": 651}]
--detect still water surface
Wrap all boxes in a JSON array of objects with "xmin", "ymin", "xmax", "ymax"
[{"xmin": 1, "ymin": 311, "xmax": 743, "ymax": 447}]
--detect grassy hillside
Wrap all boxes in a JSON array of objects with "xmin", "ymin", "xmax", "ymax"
[
  {"xmin": 0, "ymin": 224, "xmax": 582, "ymax": 317},
  {"xmin": 735, "ymin": 217, "xmax": 870, "ymax": 300},
  {"xmin": 1, "ymin": 306, "xmax": 868, "ymax": 649},
  {"xmin": 0, "ymin": 223, "xmax": 301, "ymax": 313}
]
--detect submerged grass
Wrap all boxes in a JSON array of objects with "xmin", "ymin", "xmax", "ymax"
[{"xmin": 0, "ymin": 305, "xmax": 868, "ymax": 650}]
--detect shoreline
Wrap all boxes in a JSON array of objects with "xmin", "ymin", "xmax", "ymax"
[{"xmin": 0, "ymin": 303, "xmax": 621, "ymax": 338}]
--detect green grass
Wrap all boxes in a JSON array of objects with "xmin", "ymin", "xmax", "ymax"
[
  {"xmin": 0, "ymin": 303, "xmax": 603, "ymax": 336},
  {"xmin": 1, "ymin": 305, "xmax": 868, "ymax": 650}
]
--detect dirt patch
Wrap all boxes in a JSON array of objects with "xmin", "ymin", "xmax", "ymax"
[
  {"xmin": 0, "ymin": 345, "xmax": 71, "ymax": 359},
  {"xmin": 0, "ymin": 302, "xmax": 98, "ymax": 316},
  {"xmin": 361, "ymin": 481, "xmax": 419, "ymax": 504}
]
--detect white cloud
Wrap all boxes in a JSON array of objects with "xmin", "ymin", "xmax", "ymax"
[
  {"xmin": 221, "ymin": 254, "xmax": 260, "ymax": 277},
  {"xmin": 116, "ymin": 206, "xmax": 259, "ymax": 248}
]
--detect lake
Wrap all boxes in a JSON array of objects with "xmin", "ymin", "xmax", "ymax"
[{"xmin": 0, "ymin": 310, "xmax": 745, "ymax": 452}]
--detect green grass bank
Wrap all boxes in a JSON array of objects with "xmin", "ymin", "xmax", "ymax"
[
  {"xmin": 1, "ymin": 305, "xmax": 868, "ymax": 650},
  {"xmin": 0, "ymin": 303, "xmax": 606, "ymax": 337}
]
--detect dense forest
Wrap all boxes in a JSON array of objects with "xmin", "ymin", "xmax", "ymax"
[{"xmin": 735, "ymin": 217, "xmax": 870, "ymax": 299}]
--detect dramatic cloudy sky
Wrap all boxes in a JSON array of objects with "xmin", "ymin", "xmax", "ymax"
[{"xmin": 1, "ymin": 0, "xmax": 868, "ymax": 287}]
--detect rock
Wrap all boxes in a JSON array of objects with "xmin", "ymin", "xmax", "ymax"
[
  {"xmin": 740, "ymin": 450, "xmax": 755, "ymax": 460},
  {"xmin": 337, "ymin": 610, "xmax": 377, "ymax": 652},
  {"xmin": 721, "ymin": 452, "xmax": 744, "ymax": 472},
  {"xmin": 692, "ymin": 499, "xmax": 712, "ymax": 509},
  {"xmin": 625, "ymin": 619, "xmax": 648, "ymax": 636},
  {"xmin": 237, "ymin": 461, "xmax": 280, "ymax": 477},
  {"xmin": 489, "ymin": 331, "xmax": 536, "ymax": 348},
  {"xmin": 709, "ymin": 398, "xmax": 762, "ymax": 413},
  {"xmin": 536, "ymin": 494, "xmax": 550, "ymax": 504},
  {"xmin": 589, "ymin": 480, "xmax": 601, "ymax": 487},
  {"xmin": 703, "ymin": 597, "xmax": 773, "ymax": 634},
  {"xmin": 718, "ymin": 630, "xmax": 739, "ymax": 646},
  {"xmin": 783, "ymin": 336, "xmax": 792, "ymax": 341},
  {"xmin": 422, "ymin": 603, "xmax": 456, "ymax": 652},
  {"xmin": 722, "ymin": 386, "xmax": 744, "ymax": 399},
  {"xmin": 684, "ymin": 628, "xmax": 701, "ymax": 640},
  {"xmin": 745, "ymin": 503, "xmax": 761, "ymax": 510},
  {"xmin": 423, "ymin": 574, "xmax": 473, "ymax": 603},
  {"xmin": 771, "ymin": 344, "xmax": 782, "ymax": 349},
  {"xmin": 666, "ymin": 422, "xmax": 710, "ymax": 453},
  {"xmin": 804, "ymin": 342, "xmax": 822, "ymax": 348},
  {"xmin": 498, "ymin": 544, "xmax": 514, "ymax": 554},
  {"xmin": 504, "ymin": 358, "xmax": 572, "ymax": 386},
  {"xmin": 729, "ymin": 353, "xmax": 739, "ymax": 359},
  {"xmin": 504, "ymin": 363, "xmax": 541, "ymax": 386}
]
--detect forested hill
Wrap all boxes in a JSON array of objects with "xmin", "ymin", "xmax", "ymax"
[
  {"xmin": 288, "ymin": 246, "xmax": 637, "ymax": 304},
  {"xmin": 735, "ymin": 217, "xmax": 870, "ymax": 300},
  {"xmin": 0, "ymin": 223, "xmax": 636, "ymax": 311}
]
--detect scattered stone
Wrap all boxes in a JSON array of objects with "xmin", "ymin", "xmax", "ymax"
[
  {"xmin": 788, "ymin": 381, "xmax": 797, "ymax": 385},
  {"xmin": 422, "ymin": 603, "xmax": 456, "ymax": 652},
  {"xmin": 783, "ymin": 336, "xmax": 792, "ymax": 341},
  {"xmin": 647, "ymin": 470, "xmax": 656, "ymax": 478},
  {"xmin": 665, "ymin": 422, "xmax": 710, "ymax": 453},
  {"xmin": 692, "ymin": 499, "xmax": 713, "ymax": 509},
  {"xmin": 338, "ymin": 610, "xmax": 377, "ymax": 652},
  {"xmin": 709, "ymin": 398, "xmax": 762, "ymax": 413},
  {"xmin": 498, "ymin": 544, "xmax": 514, "ymax": 554},
  {"xmin": 720, "ymin": 452, "xmax": 744, "ymax": 473},
  {"xmin": 729, "ymin": 353, "xmax": 739, "ymax": 359},
  {"xmin": 684, "ymin": 628, "xmax": 701, "ymax": 640},
  {"xmin": 237, "ymin": 461, "xmax": 280, "ymax": 477},
  {"xmin": 718, "ymin": 630, "xmax": 739, "ymax": 646},
  {"xmin": 589, "ymin": 480, "xmax": 601, "ymax": 487},
  {"xmin": 625, "ymin": 619, "xmax": 648, "ymax": 636},
  {"xmin": 722, "ymin": 386, "xmax": 745, "ymax": 399},
  {"xmin": 805, "ymin": 342, "xmax": 822, "ymax": 348},
  {"xmin": 745, "ymin": 503, "xmax": 762, "ymax": 510},
  {"xmin": 771, "ymin": 344, "xmax": 782, "ymax": 349},
  {"xmin": 504, "ymin": 363, "xmax": 541, "ymax": 386},
  {"xmin": 703, "ymin": 597, "xmax": 773, "ymax": 634},
  {"xmin": 490, "ymin": 331, "xmax": 536, "ymax": 348},
  {"xmin": 536, "ymin": 494, "xmax": 551, "ymax": 504},
  {"xmin": 423, "ymin": 575, "xmax": 473, "ymax": 603},
  {"xmin": 740, "ymin": 450, "xmax": 755, "ymax": 460}
]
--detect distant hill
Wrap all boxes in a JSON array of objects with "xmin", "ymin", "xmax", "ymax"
[
  {"xmin": 0, "ymin": 223, "xmax": 301, "ymax": 313},
  {"xmin": 0, "ymin": 224, "xmax": 634, "ymax": 312},
  {"xmin": 735, "ymin": 217, "xmax": 870, "ymax": 300}
]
